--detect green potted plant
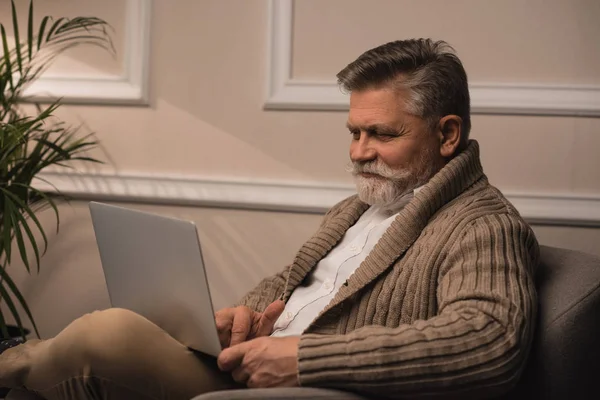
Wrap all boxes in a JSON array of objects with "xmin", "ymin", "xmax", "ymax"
[{"xmin": 0, "ymin": 0, "xmax": 113, "ymax": 340}]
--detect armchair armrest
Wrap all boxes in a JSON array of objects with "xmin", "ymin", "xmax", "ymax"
[{"xmin": 191, "ymin": 387, "xmax": 368, "ymax": 400}]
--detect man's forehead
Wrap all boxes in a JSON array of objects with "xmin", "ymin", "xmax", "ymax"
[{"xmin": 347, "ymin": 92, "xmax": 406, "ymax": 127}]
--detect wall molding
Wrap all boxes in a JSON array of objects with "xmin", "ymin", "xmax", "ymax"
[
  {"xmin": 22, "ymin": 0, "xmax": 152, "ymax": 105},
  {"xmin": 265, "ymin": 0, "xmax": 600, "ymax": 116},
  {"xmin": 35, "ymin": 171, "xmax": 600, "ymax": 227}
]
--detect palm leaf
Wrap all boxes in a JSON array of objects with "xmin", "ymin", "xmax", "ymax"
[
  {"xmin": 9, "ymin": 183, "xmax": 55, "ymax": 249},
  {"xmin": 0, "ymin": 280, "xmax": 27, "ymax": 339},
  {"xmin": 0, "ymin": 25, "xmax": 15, "ymax": 91},
  {"xmin": 36, "ymin": 15, "xmax": 50, "ymax": 51},
  {"xmin": 8, "ymin": 204, "xmax": 31, "ymax": 273},
  {"xmin": 0, "ymin": 265, "xmax": 40, "ymax": 338},
  {"xmin": 0, "ymin": 309, "xmax": 9, "ymax": 339},
  {"xmin": 10, "ymin": 0, "xmax": 23, "ymax": 74},
  {"xmin": 45, "ymin": 17, "xmax": 67, "ymax": 43},
  {"xmin": 20, "ymin": 184, "xmax": 61, "ymax": 233},
  {"xmin": 6, "ymin": 195, "xmax": 43, "ymax": 274},
  {"xmin": 2, "ymin": 198, "xmax": 13, "ymax": 265},
  {"xmin": 34, "ymin": 138, "xmax": 71, "ymax": 160},
  {"xmin": 1, "ymin": 187, "xmax": 50, "ymax": 258},
  {"xmin": 27, "ymin": 1, "xmax": 33, "ymax": 60}
]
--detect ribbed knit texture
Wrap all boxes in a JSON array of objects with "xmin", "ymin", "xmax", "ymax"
[{"xmin": 237, "ymin": 140, "xmax": 539, "ymax": 399}]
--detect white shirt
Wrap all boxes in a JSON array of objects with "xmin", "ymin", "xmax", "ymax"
[{"xmin": 271, "ymin": 190, "xmax": 418, "ymax": 337}]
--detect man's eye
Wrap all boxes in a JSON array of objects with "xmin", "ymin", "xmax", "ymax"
[
  {"xmin": 350, "ymin": 131, "xmax": 360, "ymax": 140},
  {"xmin": 377, "ymin": 134, "xmax": 396, "ymax": 141}
]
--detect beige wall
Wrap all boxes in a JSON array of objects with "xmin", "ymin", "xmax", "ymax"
[
  {"xmin": 0, "ymin": 0, "xmax": 125, "ymax": 77},
  {"xmin": 3, "ymin": 0, "xmax": 599, "ymax": 338},
  {"xmin": 293, "ymin": 0, "xmax": 600, "ymax": 84}
]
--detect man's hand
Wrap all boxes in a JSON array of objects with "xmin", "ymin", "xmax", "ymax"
[
  {"xmin": 217, "ymin": 336, "xmax": 300, "ymax": 388},
  {"xmin": 215, "ymin": 300, "xmax": 285, "ymax": 348}
]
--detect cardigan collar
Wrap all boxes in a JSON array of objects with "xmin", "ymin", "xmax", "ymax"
[{"xmin": 283, "ymin": 140, "xmax": 487, "ymax": 315}]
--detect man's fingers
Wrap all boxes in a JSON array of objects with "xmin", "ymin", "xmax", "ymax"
[
  {"xmin": 218, "ymin": 330, "xmax": 231, "ymax": 349},
  {"xmin": 217, "ymin": 342, "xmax": 247, "ymax": 372},
  {"xmin": 230, "ymin": 308, "xmax": 252, "ymax": 346},
  {"xmin": 231, "ymin": 366, "xmax": 250, "ymax": 385},
  {"xmin": 215, "ymin": 317, "xmax": 228, "ymax": 332},
  {"xmin": 215, "ymin": 309, "xmax": 234, "ymax": 348},
  {"xmin": 256, "ymin": 300, "xmax": 286, "ymax": 336}
]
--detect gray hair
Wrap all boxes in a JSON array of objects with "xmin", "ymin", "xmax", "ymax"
[{"xmin": 336, "ymin": 39, "xmax": 471, "ymax": 148}]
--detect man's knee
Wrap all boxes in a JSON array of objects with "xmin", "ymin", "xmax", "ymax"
[
  {"xmin": 56, "ymin": 308, "xmax": 153, "ymax": 364},
  {"xmin": 78, "ymin": 307, "xmax": 148, "ymax": 331},
  {"xmin": 0, "ymin": 309, "xmax": 151, "ymax": 389}
]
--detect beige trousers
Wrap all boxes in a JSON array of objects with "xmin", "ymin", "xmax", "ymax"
[{"xmin": 0, "ymin": 308, "xmax": 239, "ymax": 400}]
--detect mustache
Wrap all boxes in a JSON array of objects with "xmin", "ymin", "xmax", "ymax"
[{"xmin": 345, "ymin": 160, "xmax": 408, "ymax": 180}]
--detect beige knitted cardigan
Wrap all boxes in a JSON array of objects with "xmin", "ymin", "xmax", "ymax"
[{"xmin": 238, "ymin": 141, "xmax": 539, "ymax": 399}]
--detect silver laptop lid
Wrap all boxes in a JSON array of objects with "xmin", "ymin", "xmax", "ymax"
[{"xmin": 89, "ymin": 201, "xmax": 222, "ymax": 357}]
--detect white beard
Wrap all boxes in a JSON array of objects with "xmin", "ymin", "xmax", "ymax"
[
  {"xmin": 353, "ymin": 172, "xmax": 412, "ymax": 208},
  {"xmin": 347, "ymin": 150, "xmax": 439, "ymax": 209}
]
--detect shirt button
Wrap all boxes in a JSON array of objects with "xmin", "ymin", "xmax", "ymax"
[
  {"xmin": 324, "ymin": 282, "xmax": 333, "ymax": 290},
  {"xmin": 349, "ymin": 244, "xmax": 358, "ymax": 251},
  {"xmin": 285, "ymin": 312, "xmax": 293, "ymax": 321}
]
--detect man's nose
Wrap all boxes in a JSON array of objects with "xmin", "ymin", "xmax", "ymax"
[{"xmin": 350, "ymin": 135, "xmax": 377, "ymax": 162}]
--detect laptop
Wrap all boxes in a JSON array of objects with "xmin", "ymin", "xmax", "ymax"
[{"xmin": 89, "ymin": 201, "xmax": 222, "ymax": 357}]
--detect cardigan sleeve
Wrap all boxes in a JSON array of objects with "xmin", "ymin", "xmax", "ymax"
[
  {"xmin": 297, "ymin": 213, "xmax": 539, "ymax": 399},
  {"xmin": 234, "ymin": 266, "xmax": 289, "ymax": 313}
]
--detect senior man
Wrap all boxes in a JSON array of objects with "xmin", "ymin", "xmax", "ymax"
[{"xmin": 0, "ymin": 39, "xmax": 538, "ymax": 400}]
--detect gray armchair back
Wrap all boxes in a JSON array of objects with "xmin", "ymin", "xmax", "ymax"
[{"xmin": 509, "ymin": 245, "xmax": 600, "ymax": 399}]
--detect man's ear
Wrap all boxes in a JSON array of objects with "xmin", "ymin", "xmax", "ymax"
[{"xmin": 437, "ymin": 115, "xmax": 462, "ymax": 158}]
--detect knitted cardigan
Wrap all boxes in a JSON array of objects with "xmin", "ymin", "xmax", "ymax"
[{"xmin": 237, "ymin": 140, "xmax": 539, "ymax": 399}]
